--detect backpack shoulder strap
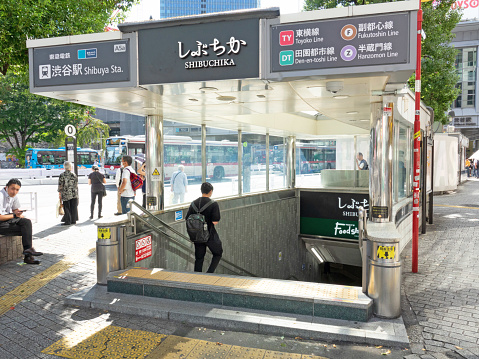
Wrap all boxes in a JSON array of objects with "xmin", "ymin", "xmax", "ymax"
[
  {"xmin": 199, "ymin": 199, "xmax": 214, "ymax": 212},
  {"xmin": 191, "ymin": 200, "xmax": 199, "ymax": 213}
]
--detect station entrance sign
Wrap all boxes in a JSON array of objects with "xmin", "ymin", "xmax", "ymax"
[
  {"xmin": 271, "ymin": 13, "xmax": 409, "ymax": 72},
  {"xmin": 32, "ymin": 40, "xmax": 130, "ymax": 87}
]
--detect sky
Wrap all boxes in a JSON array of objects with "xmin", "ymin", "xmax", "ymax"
[{"xmin": 125, "ymin": 0, "xmax": 306, "ymax": 22}]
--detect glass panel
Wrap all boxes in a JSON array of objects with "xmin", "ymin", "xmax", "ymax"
[
  {"xmin": 241, "ymin": 133, "xmax": 266, "ymax": 194},
  {"xmin": 269, "ymin": 136, "xmax": 286, "ymax": 190},
  {"xmin": 163, "ymin": 121, "xmax": 202, "ymax": 207},
  {"xmin": 295, "ymin": 139, "xmax": 338, "ymax": 188},
  {"xmin": 206, "ymin": 128, "xmax": 238, "ymax": 198}
]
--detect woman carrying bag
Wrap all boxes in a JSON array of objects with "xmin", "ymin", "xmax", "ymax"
[{"xmin": 88, "ymin": 165, "xmax": 106, "ymax": 219}]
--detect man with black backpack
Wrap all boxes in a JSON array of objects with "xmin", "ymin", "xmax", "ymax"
[{"xmin": 186, "ymin": 182, "xmax": 223, "ymax": 273}]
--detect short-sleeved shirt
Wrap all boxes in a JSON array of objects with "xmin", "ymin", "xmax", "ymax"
[
  {"xmin": 359, "ymin": 159, "xmax": 369, "ymax": 170},
  {"xmin": 121, "ymin": 166, "xmax": 136, "ymax": 197},
  {"xmin": 88, "ymin": 171, "xmax": 105, "ymax": 193},
  {"xmin": 58, "ymin": 170, "xmax": 79, "ymax": 201},
  {"xmin": 186, "ymin": 197, "xmax": 221, "ymax": 238},
  {"xmin": 0, "ymin": 187, "xmax": 20, "ymax": 216}
]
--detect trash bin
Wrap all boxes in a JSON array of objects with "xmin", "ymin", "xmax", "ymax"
[
  {"xmin": 96, "ymin": 226, "xmax": 120, "ymax": 285},
  {"xmin": 367, "ymin": 241, "xmax": 401, "ymax": 318}
]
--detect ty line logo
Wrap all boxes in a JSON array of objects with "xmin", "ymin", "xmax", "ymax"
[{"xmin": 279, "ymin": 30, "xmax": 294, "ymax": 46}]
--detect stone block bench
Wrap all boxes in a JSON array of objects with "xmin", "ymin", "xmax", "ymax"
[{"xmin": 0, "ymin": 235, "xmax": 23, "ymax": 265}]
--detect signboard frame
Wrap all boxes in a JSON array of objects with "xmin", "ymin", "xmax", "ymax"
[
  {"xmin": 262, "ymin": 11, "xmax": 417, "ymax": 82},
  {"xmin": 29, "ymin": 33, "xmax": 137, "ymax": 93}
]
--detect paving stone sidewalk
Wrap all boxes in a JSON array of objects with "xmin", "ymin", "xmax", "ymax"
[{"xmin": 402, "ymin": 179, "xmax": 479, "ymax": 359}]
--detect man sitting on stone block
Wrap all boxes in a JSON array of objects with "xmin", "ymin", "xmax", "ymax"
[{"xmin": 0, "ymin": 179, "xmax": 43, "ymax": 264}]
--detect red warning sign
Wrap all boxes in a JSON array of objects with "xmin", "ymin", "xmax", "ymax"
[{"xmin": 135, "ymin": 235, "xmax": 152, "ymax": 262}]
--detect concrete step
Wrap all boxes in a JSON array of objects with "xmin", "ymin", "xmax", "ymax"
[
  {"xmin": 106, "ymin": 268, "xmax": 373, "ymax": 322},
  {"xmin": 65, "ymin": 284, "xmax": 409, "ymax": 347}
]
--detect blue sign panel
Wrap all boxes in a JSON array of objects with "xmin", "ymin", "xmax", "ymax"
[
  {"xmin": 175, "ymin": 210, "xmax": 183, "ymax": 221},
  {"xmin": 78, "ymin": 48, "xmax": 97, "ymax": 59}
]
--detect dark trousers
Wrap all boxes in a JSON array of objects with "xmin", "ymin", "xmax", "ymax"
[
  {"xmin": 0, "ymin": 218, "xmax": 33, "ymax": 251},
  {"xmin": 62, "ymin": 198, "xmax": 78, "ymax": 224},
  {"xmin": 194, "ymin": 232, "xmax": 223, "ymax": 273},
  {"xmin": 90, "ymin": 192, "xmax": 103, "ymax": 217}
]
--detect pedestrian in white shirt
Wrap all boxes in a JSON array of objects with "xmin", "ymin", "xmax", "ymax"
[
  {"xmin": 119, "ymin": 155, "xmax": 136, "ymax": 213},
  {"xmin": 0, "ymin": 179, "xmax": 43, "ymax": 264}
]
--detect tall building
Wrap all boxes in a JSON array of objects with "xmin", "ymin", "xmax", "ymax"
[
  {"xmin": 450, "ymin": 20, "xmax": 479, "ymax": 152},
  {"xmin": 160, "ymin": 0, "xmax": 259, "ymax": 18}
]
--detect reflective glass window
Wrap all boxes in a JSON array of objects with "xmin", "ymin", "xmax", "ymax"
[
  {"xmin": 269, "ymin": 136, "xmax": 286, "ymax": 190},
  {"xmin": 241, "ymin": 133, "xmax": 266, "ymax": 194}
]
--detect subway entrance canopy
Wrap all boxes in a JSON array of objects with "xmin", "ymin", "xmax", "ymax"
[{"xmin": 28, "ymin": 2, "xmax": 420, "ymax": 139}]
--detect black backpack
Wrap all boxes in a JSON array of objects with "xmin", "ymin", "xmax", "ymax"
[{"xmin": 186, "ymin": 199, "xmax": 214, "ymax": 243}]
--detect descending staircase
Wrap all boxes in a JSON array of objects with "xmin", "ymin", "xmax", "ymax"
[{"xmin": 107, "ymin": 267, "xmax": 372, "ymax": 322}]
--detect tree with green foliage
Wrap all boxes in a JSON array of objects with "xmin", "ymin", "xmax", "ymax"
[
  {"xmin": 0, "ymin": 0, "xmax": 137, "ymax": 75},
  {"xmin": 0, "ymin": 0, "xmax": 136, "ymax": 164},
  {"xmin": 0, "ymin": 71, "xmax": 91, "ymax": 165},
  {"xmin": 304, "ymin": 0, "xmax": 462, "ymax": 124},
  {"xmin": 52, "ymin": 116, "xmax": 110, "ymax": 150}
]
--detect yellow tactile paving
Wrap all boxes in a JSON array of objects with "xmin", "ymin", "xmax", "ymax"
[
  {"xmin": 187, "ymin": 339, "xmax": 232, "ymax": 358},
  {"xmin": 226, "ymin": 345, "xmax": 266, "ymax": 358},
  {"xmin": 146, "ymin": 334, "xmax": 198, "ymax": 358},
  {"xmin": 43, "ymin": 325, "xmax": 166, "ymax": 359},
  {"xmin": 118, "ymin": 268, "xmax": 359, "ymax": 300},
  {"xmin": 0, "ymin": 248, "xmax": 95, "ymax": 317},
  {"xmin": 44, "ymin": 328, "xmax": 330, "ymax": 359}
]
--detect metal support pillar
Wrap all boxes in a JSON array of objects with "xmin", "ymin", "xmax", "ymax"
[
  {"xmin": 286, "ymin": 136, "xmax": 296, "ymax": 188},
  {"xmin": 370, "ymin": 102, "xmax": 393, "ymax": 222},
  {"xmin": 146, "ymin": 115, "xmax": 164, "ymax": 211},
  {"xmin": 366, "ymin": 101, "xmax": 401, "ymax": 318},
  {"xmin": 266, "ymin": 134, "xmax": 270, "ymax": 191},
  {"xmin": 238, "ymin": 130, "xmax": 242, "ymax": 195},
  {"xmin": 201, "ymin": 124, "xmax": 207, "ymax": 183}
]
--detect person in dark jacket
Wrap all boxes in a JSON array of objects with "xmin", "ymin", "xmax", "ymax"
[
  {"xmin": 88, "ymin": 165, "xmax": 106, "ymax": 219},
  {"xmin": 186, "ymin": 182, "xmax": 222, "ymax": 273},
  {"xmin": 58, "ymin": 161, "xmax": 79, "ymax": 225}
]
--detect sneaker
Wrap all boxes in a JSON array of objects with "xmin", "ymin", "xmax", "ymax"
[
  {"xmin": 89, "ymin": 216, "xmax": 93, "ymax": 220},
  {"xmin": 98, "ymin": 215, "xmax": 103, "ymax": 218}
]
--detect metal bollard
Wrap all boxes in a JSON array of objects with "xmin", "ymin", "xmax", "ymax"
[{"xmin": 96, "ymin": 226, "xmax": 120, "ymax": 285}]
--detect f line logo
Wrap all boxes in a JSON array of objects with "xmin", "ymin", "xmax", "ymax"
[{"xmin": 39, "ymin": 64, "xmax": 51, "ymax": 80}]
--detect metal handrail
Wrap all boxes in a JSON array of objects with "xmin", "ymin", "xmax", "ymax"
[{"xmin": 127, "ymin": 200, "xmax": 256, "ymax": 277}]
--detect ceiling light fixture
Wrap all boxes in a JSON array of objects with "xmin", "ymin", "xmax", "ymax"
[
  {"xmin": 216, "ymin": 96, "xmax": 236, "ymax": 101},
  {"xmin": 333, "ymin": 95, "xmax": 349, "ymax": 99},
  {"xmin": 347, "ymin": 111, "xmax": 358, "ymax": 115},
  {"xmin": 199, "ymin": 86, "xmax": 218, "ymax": 91},
  {"xmin": 311, "ymin": 247, "xmax": 325, "ymax": 263}
]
